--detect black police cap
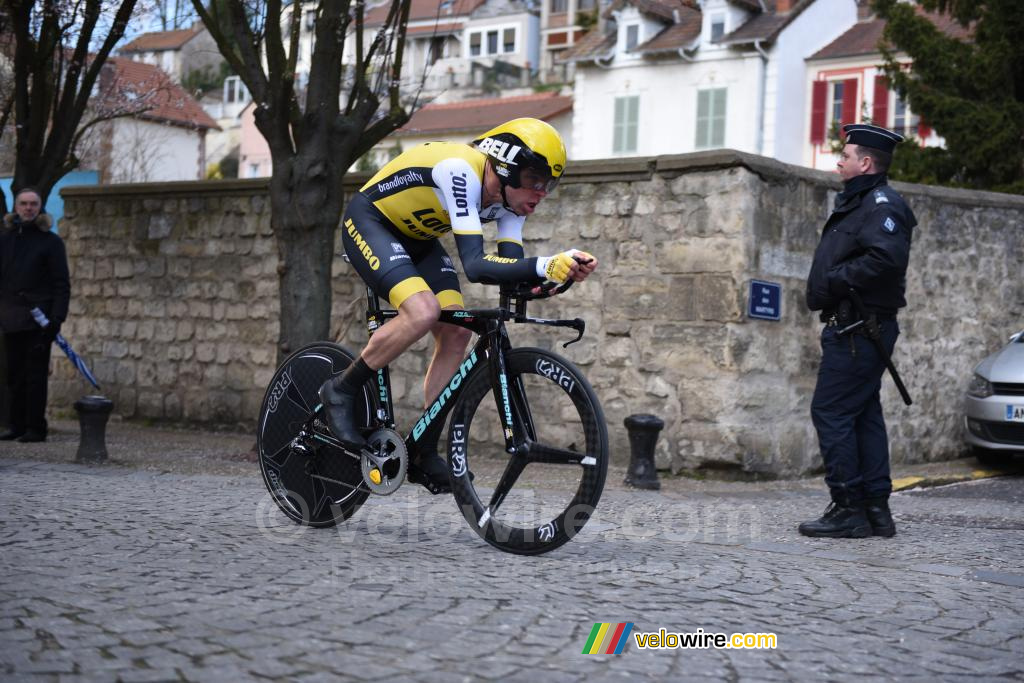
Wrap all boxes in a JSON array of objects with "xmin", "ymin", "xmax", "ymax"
[{"xmin": 842, "ymin": 123, "xmax": 904, "ymax": 153}]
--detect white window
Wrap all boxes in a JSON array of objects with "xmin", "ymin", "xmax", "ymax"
[
  {"xmin": 248, "ymin": 163, "xmax": 260, "ymax": 178},
  {"xmin": 892, "ymin": 95, "xmax": 919, "ymax": 138},
  {"xmin": 696, "ymin": 88, "xmax": 727, "ymax": 149},
  {"xmin": 831, "ymin": 81, "xmax": 845, "ymax": 126},
  {"xmin": 613, "ymin": 96, "xmax": 639, "ymax": 154},
  {"xmin": 625, "ymin": 24, "xmax": 640, "ymax": 50},
  {"xmin": 466, "ymin": 25, "xmax": 518, "ymax": 57},
  {"xmin": 224, "ymin": 76, "xmax": 250, "ymax": 105},
  {"xmin": 710, "ymin": 13, "xmax": 726, "ymax": 42}
]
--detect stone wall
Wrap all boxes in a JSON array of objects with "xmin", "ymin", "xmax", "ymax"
[{"xmin": 52, "ymin": 151, "xmax": 1024, "ymax": 475}]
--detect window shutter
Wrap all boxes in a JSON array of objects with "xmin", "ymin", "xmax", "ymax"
[
  {"xmin": 917, "ymin": 117, "xmax": 931, "ymax": 139},
  {"xmin": 810, "ymin": 80, "xmax": 827, "ymax": 144},
  {"xmin": 872, "ymin": 75, "xmax": 889, "ymax": 125},
  {"xmin": 841, "ymin": 78, "xmax": 858, "ymax": 127}
]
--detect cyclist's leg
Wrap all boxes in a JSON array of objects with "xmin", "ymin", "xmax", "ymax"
[
  {"xmin": 322, "ymin": 198, "xmax": 439, "ymax": 447},
  {"xmin": 421, "ymin": 246, "xmax": 473, "ymax": 406},
  {"xmin": 401, "ymin": 245, "xmax": 473, "ymax": 490}
]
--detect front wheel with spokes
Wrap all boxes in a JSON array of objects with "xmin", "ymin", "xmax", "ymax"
[{"xmin": 447, "ymin": 347, "xmax": 608, "ymax": 554}]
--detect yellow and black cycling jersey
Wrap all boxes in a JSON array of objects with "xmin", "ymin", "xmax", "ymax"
[{"xmin": 356, "ymin": 141, "xmax": 541, "ymax": 286}]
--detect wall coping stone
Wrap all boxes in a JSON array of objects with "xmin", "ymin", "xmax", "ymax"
[{"xmin": 60, "ymin": 149, "xmax": 1024, "ymax": 209}]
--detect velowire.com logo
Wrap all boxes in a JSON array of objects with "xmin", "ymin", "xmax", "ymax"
[{"xmin": 582, "ymin": 623, "xmax": 634, "ymax": 655}]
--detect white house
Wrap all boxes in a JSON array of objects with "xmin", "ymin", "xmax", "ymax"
[
  {"xmin": 803, "ymin": 7, "xmax": 960, "ymax": 170},
  {"xmin": 90, "ymin": 58, "xmax": 220, "ymax": 183},
  {"xmin": 354, "ymin": 0, "xmax": 542, "ymax": 102},
  {"xmin": 240, "ymin": 0, "xmax": 555, "ymax": 178},
  {"xmin": 560, "ymin": 0, "xmax": 858, "ymax": 164},
  {"xmin": 118, "ymin": 22, "xmax": 222, "ymax": 84}
]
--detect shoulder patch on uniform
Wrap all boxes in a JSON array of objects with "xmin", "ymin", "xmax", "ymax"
[
  {"xmin": 874, "ymin": 190, "xmax": 889, "ymax": 204},
  {"xmin": 882, "ymin": 216, "xmax": 896, "ymax": 233}
]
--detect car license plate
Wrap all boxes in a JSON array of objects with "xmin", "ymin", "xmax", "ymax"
[{"xmin": 1006, "ymin": 405, "xmax": 1024, "ymax": 422}]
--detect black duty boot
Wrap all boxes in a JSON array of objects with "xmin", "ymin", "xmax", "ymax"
[
  {"xmin": 798, "ymin": 500, "xmax": 872, "ymax": 538},
  {"xmin": 864, "ymin": 497, "xmax": 896, "ymax": 537},
  {"xmin": 408, "ymin": 448, "xmax": 452, "ymax": 495},
  {"xmin": 16, "ymin": 431, "xmax": 46, "ymax": 443},
  {"xmin": 0, "ymin": 430, "xmax": 26, "ymax": 441},
  {"xmin": 318, "ymin": 378, "xmax": 366, "ymax": 451}
]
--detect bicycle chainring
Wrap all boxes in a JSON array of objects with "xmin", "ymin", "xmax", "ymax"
[{"xmin": 360, "ymin": 428, "xmax": 407, "ymax": 495}]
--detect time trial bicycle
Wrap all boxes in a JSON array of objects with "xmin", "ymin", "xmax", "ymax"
[{"xmin": 256, "ymin": 278, "xmax": 608, "ymax": 555}]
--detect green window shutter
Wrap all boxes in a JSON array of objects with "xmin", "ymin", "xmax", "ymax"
[
  {"xmin": 696, "ymin": 88, "xmax": 727, "ymax": 149},
  {"xmin": 712, "ymin": 88, "xmax": 727, "ymax": 147},
  {"xmin": 613, "ymin": 96, "xmax": 639, "ymax": 154}
]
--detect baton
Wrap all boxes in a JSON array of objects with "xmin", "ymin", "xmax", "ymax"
[{"xmin": 837, "ymin": 289, "xmax": 913, "ymax": 406}]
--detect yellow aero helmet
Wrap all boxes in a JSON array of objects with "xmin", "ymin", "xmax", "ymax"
[{"xmin": 473, "ymin": 118, "xmax": 566, "ymax": 193}]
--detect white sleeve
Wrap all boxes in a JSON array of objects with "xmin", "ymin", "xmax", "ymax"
[
  {"xmin": 496, "ymin": 212, "xmax": 525, "ymax": 248},
  {"xmin": 432, "ymin": 158, "xmax": 483, "ymax": 236}
]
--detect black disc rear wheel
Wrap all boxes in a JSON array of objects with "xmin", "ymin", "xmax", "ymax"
[
  {"xmin": 448, "ymin": 348, "xmax": 608, "ymax": 554},
  {"xmin": 257, "ymin": 342, "xmax": 375, "ymax": 527}
]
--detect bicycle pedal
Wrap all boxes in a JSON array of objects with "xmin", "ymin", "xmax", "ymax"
[{"xmin": 407, "ymin": 465, "xmax": 451, "ymax": 495}]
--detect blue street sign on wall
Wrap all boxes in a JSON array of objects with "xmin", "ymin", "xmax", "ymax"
[{"xmin": 748, "ymin": 279, "xmax": 781, "ymax": 321}]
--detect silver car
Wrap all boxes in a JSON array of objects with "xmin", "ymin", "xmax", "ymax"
[{"xmin": 965, "ymin": 330, "xmax": 1024, "ymax": 464}]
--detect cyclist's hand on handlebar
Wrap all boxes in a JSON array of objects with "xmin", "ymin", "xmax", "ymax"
[
  {"xmin": 536, "ymin": 249, "xmax": 580, "ymax": 284},
  {"xmin": 536, "ymin": 249, "xmax": 599, "ymax": 284},
  {"xmin": 570, "ymin": 251, "xmax": 598, "ymax": 282}
]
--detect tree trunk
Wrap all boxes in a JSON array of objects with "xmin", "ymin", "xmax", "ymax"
[{"xmin": 268, "ymin": 165, "xmax": 346, "ymax": 364}]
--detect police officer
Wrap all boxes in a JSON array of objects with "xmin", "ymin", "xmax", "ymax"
[{"xmin": 800, "ymin": 124, "xmax": 916, "ymax": 539}]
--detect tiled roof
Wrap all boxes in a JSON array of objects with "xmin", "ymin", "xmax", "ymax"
[
  {"xmin": 809, "ymin": 11, "xmax": 971, "ymax": 60},
  {"xmin": 120, "ymin": 25, "xmax": 202, "ymax": 53},
  {"xmin": 718, "ymin": 0, "xmax": 813, "ymax": 44},
  {"xmin": 103, "ymin": 57, "xmax": 219, "ymax": 130},
  {"xmin": 557, "ymin": 28, "xmax": 616, "ymax": 64},
  {"xmin": 604, "ymin": 0, "xmax": 696, "ymax": 22},
  {"xmin": 633, "ymin": 4, "xmax": 702, "ymax": 54},
  {"xmin": 396, "ymin": 92, "xmax": 572, "ymax": 136},
  {"xmin": 364, "ymin": 0, "xmax": 485, "ymax": 27}
]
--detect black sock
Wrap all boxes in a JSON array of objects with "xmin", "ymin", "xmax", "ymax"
[{"xmin": 332, "ymin": 357, "xmax": 374, "ymax": 394}]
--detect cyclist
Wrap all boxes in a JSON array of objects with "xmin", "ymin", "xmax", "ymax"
[{"xmin": 320, "ymin": 117, "xmax": 598, "ymax": 491}]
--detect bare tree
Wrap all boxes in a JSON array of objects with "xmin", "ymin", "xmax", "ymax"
[
  {"xmin": 0, "ymin": 0, "xmax": 143, "ymax": 212},
  {"xmin": 191, "ymin": 0, "xmax": 417, "ymax": 360}
]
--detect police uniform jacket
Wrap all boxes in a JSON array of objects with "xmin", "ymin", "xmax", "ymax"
[
  {"xmin": 0, "ymin": 212, "xmax": 70, "ymax": 333},
  {"xmin": 806, "ymin": 173, "xmax": 915, "ymax": 319}
]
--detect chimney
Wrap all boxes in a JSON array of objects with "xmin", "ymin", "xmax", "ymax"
[
  {"xmin": 857, "ymin": 0, "xmax": 875, "ymax": 20},
  {"xmin": 775, "ymin": 0, "xmax": 793, "ymax": 13}
]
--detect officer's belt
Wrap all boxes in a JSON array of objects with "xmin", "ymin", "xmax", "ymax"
[{"xmin": 822, "ymin": 310, "xmax": 897, "ymax": 326}]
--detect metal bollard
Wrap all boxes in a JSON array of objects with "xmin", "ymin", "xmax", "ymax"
[
  {"xmin": 74, "ymin": 395, "xmax": 114, "ymax": 463},
  {"xmin": 624, "ymin": 413, "xmax": 664, "ymax": 490}
]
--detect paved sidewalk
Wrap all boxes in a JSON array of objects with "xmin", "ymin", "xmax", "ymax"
[
  {"xmin": 4, "ymin": 417, "xmax": 1016, "ymax": 493},
  {"xmin": 1, "ymin": 419, "xmax": 1022, "ymax": 681}
]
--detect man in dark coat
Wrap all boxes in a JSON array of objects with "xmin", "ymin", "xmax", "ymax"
[
  {"xmin": 801, "ymin": 124, "xmax": 916, "ymax": 538},
  {"xmin": 0, "ymin": 188, "xmax": 71, "ymax": 442}
]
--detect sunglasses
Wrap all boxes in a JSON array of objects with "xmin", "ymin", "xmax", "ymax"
[{"xmin": 517, "ymin": 166, "xmax": 560, "ymax": 193}]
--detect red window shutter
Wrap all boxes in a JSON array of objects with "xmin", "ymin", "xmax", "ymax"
[
  {"xmin": 872, "ymin": 75, "xmax": 889, "ymax": 126},
  {"xmin": 841, "ymin": 78, "xmax": 859, "ymax": 127},
  {"xmin": 810, "ymin": 80, "xmax": 827, "ymax": 145},
  {"xmin": 918, "ymin": 117, "xmax": 931, "ymax": 139}
]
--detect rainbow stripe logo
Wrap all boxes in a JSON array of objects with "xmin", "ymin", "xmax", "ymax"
[{"xmin": 582, "ymin": 622, "xmax": 634, "ymax": 654}]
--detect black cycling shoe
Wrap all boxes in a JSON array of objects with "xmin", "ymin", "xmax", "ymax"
[
  {"xmin": 318, "ymin": 379, "xmax": 366, "ymax": 451},
  {"xmin": 408, "ymin": 450, "xmax": 452, "ymax": 495}
]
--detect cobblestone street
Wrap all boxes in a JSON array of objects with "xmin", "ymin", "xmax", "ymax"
[{"xmin": 1, "ymin": 440, "xmax": 1022, "ymax": 681}]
